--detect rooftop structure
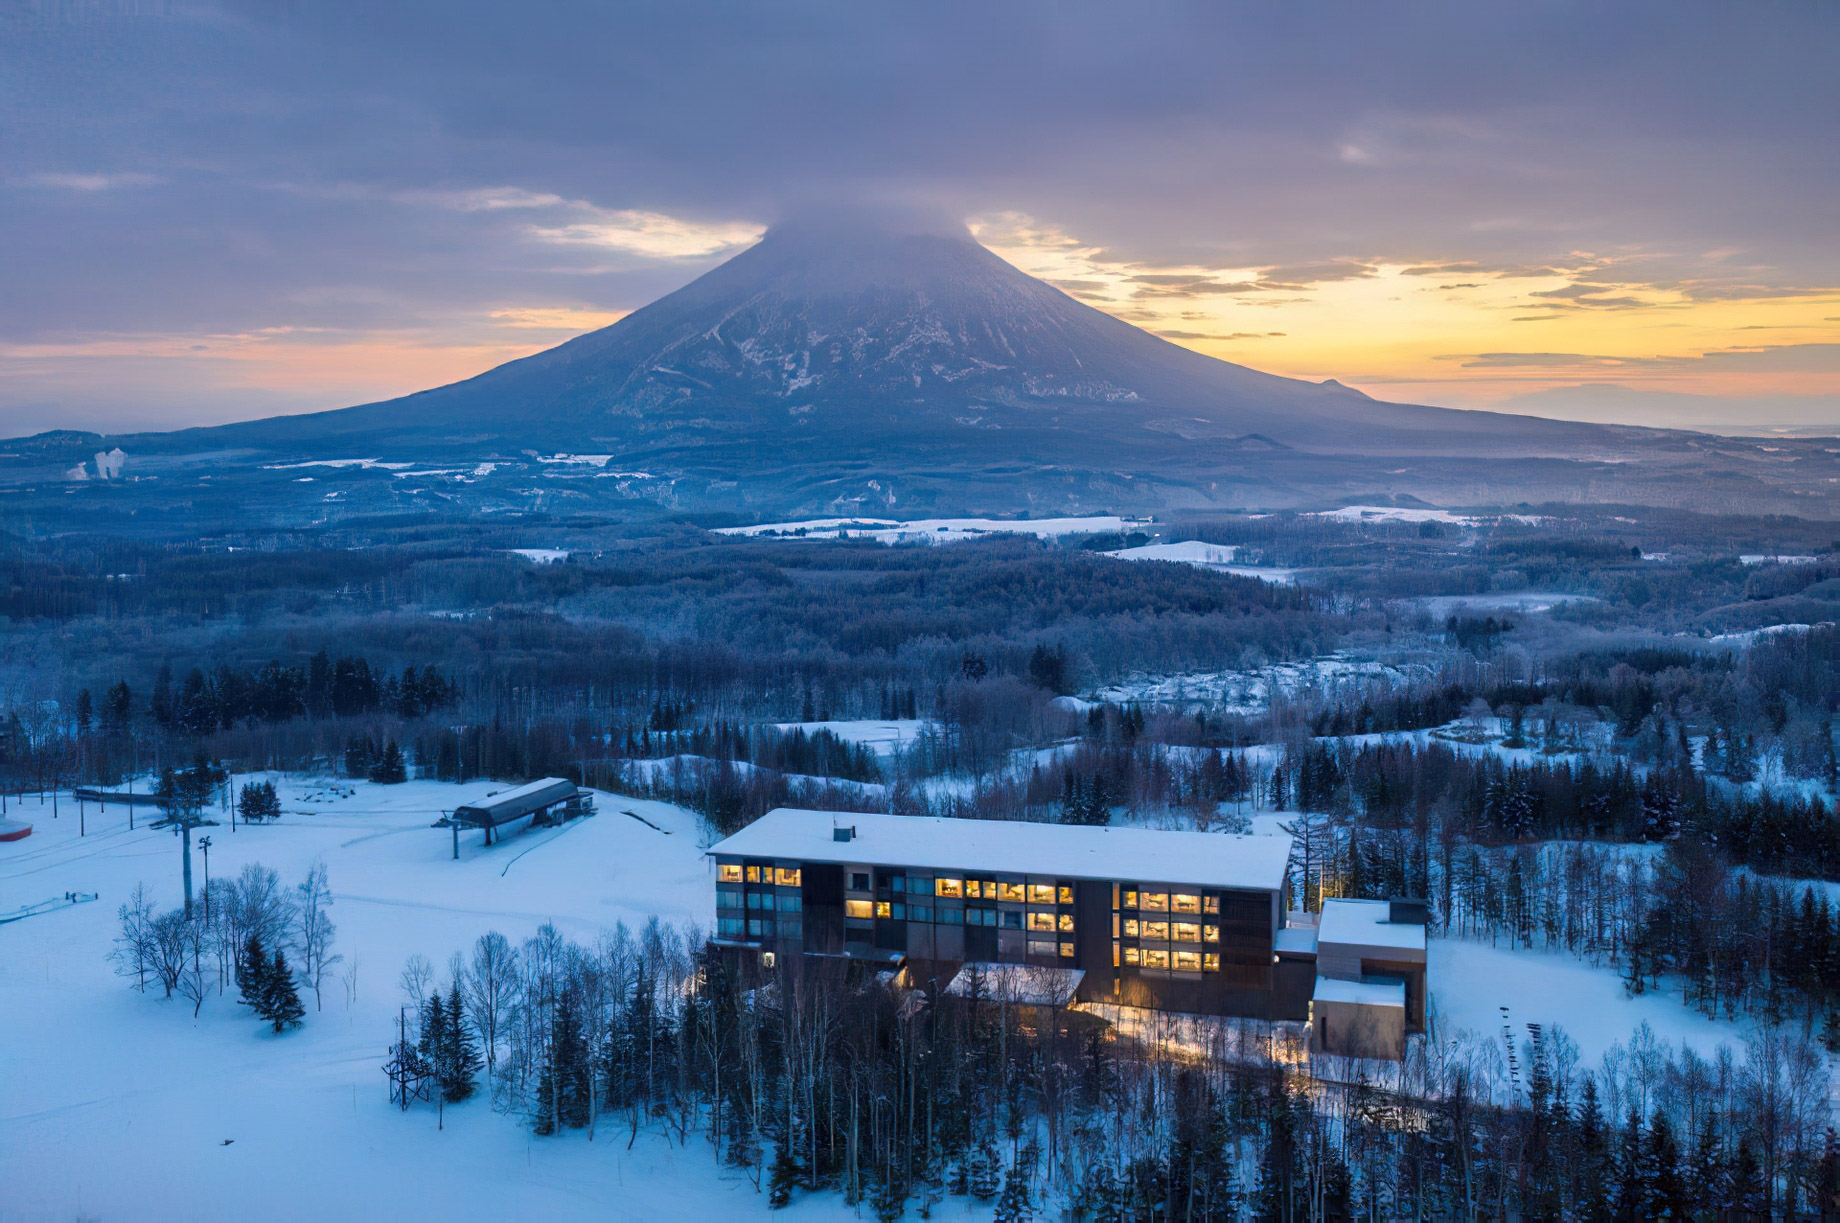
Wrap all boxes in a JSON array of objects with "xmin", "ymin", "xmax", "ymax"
[
  {"xmin": 708, "ymin": 809, "xmax": 1293, "ymax": 892},
  {"xmin": 442, "ymin": 778, "xmax": 591, "ymax": 855}
]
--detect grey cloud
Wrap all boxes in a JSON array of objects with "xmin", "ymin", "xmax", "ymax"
[{"xmin": 2, "ymin": 0, "xmax": 1837, "ymax": 428}]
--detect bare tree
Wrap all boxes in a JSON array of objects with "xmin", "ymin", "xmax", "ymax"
[
  {"xmin": 110, "ymin": 882, "xmax": 156, "ymax": 992},
  {"xmin": 294, "ymin": 859, "xmax": 340, "ymax": 1010},
  {"xmin": 465, "ymin": 930, "xmax": 520, "ymax": 1077}
]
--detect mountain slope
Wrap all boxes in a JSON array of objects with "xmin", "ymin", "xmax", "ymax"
[
  {"xmin": 164, "ymin": 212, "xmax": 1649, "ymax": 464},
  {"xmin": 21, "ymin": 210, "xmax": 1838, "ymax": 520}
]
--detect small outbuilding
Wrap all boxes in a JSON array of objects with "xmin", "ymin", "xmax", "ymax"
[{"xmin": 442, "ymin": 778, "xmax": 591, "ymax": 855}]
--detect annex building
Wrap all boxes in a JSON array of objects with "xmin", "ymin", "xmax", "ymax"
[{"xmin": 707, "ymin": 808, "xmax": 1426, "ymax": 1052}]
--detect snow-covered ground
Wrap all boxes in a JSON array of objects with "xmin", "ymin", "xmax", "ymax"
[
  {"xmin": 1099, "ymin": 541, "xmax": 1298, "ymax": 585},
  {"xmin": 0, "ymin": 778, "xmax": 860, "ymax": 1223},
  {"xmin": 507, "ymin": 548, "xmax": 570, "ymax": 564},
  {"xmin": 1419, "ymin": 591, "xmax": 1600, "ymax": 615},
  {"xmin": 1088, "ymin": 654, "xmax": 1425, "ymax": 713},
  {"xmin": 771, "ymin": 719, "xmax": 935, "ymax": 755},
  {"xmin": 1429, "ymin": 938, "xmax": 1753, "ymax": 1067},
  {"xmin": 715, "ymin": 515, "xmax": 1137, "ymax": 543}
]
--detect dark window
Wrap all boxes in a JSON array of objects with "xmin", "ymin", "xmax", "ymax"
[
  {"xmin": 777, "ymin": 894, "xmax": 802, "ymax": 912},
  {"xmin": 851, "ymin": 872, "xmax": 870, "ymax": 891},
  {"xmin": 1001, "ymin": 910, "xmax": 1023, "ymax": 930},
  {"xmin": 908, "ymin": 903, "xmax": 931, "ymax": 924},
  {"xmin": 718, "ymin": 917, "xmax": 745, "ymax": 938},
  {"xmin": 716, "ymin": 888, "xmax": 743, "ymax": 909},
  {"xmin": 747, "ymin": 917, "xmax": 773, "ymax": 938},
  {"xmin": 936, "ymin": 907, "xmax": 963, "ymax": 925}
]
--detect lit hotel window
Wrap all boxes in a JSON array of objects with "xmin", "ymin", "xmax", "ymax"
[
  {"xmin": 846, "ymin": 900, "xmax": 873, "ymax": 919},
  {"xmin": 1059, "ymin": 942, "xmax": 1075, "ymax": 958},
  {"xmin": 1173, "ymin": 922, "xmax": 1200, "ymax": 942},
  {"xmin": 1123, "ymin": 918, "xmax": 1139, "ymax": 938},
  {"xmin": 1122, "ymin": 890, "xmax": 1138, "ymax": 909},
  {"xmin": 1203, "ymin": 925, "xmax": 1219, "ymax": 943},
  {"xmin": 745, "ymin": 866, "xmax": 761, "ymax": 883},
  {"xmin": 1027, "ymin": 883, "xmax": 1056, "ymax": 905},
  {"xmin": 935, "ymin": 877, "xmax": 963, "ymax": 898},
  {"xmin": 1203, "ymin": 895, "xmax": 1220, "ymax": 915},
  {"xmin": 718, "ymin": 863, "xmax": 743, "ymax": 883},
  {"xmin": 1058, "ymin": 886, "xmax": 1074, "ymax": 905},
  {"xmin": 1140, "ymin": 892, "xmax": 1169, "ymax": 912},
  {"xmin": 1141, "ymin": 949, "xmax": 1169, "ymax": 969},
  {"xmin": 1172, "ymin": 893, "xmax": 1201, "ymax": 914},
  {"xmin": 1174, "ymin": 950, "xmax": 1202, "ymax": 971},
  {"xmin": 1203, "ymin": 953, "xmax": 1220, "ymax": 972},
  {"xmin": 1057, "ymin": 913, "xmax": 1075, "ymax": 932},
  {"xmin": 998, "ymin": 882, "xmax": 1026, "ymax": 903},
  {"xmin": 775, "ymin": 867, "xmax": 801, "ymax": 887},
  {"xmin": 1027, "ymin": 912, "xmax": 1056, "ymax": 932},
  {"xmin": 1140, "ymin": 921, "xmax": 1169, "ymax": 941},
  {"xmin": 1123, "ymin": 946, "xmax": 1140, "ymax": 965},
  {"xmin": 875, "ymin": 901, "xmax": 891, "ymax": 919}
]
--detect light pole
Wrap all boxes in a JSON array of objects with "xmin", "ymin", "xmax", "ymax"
[{"xmin": 199, "ymin": 836, "xmax": 213, "ymax": 920}]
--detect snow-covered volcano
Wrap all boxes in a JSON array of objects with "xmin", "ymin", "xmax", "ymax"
[
  {"xmin": 189, "ymin": 210, "xmax": 1638, "ymax": 464},
  {"xmin": 58, "ymin": 208, "xmax": 1823, "ymax": 517}
]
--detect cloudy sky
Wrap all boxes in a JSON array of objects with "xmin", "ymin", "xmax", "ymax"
[{"xmin": 4, "ymin": 1, "xmax": 1837, "ymax": 435}]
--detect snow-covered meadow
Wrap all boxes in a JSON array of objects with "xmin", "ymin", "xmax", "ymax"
[{"xmin": 0, "ymin": 779, "xmax": 857, "ymax": 1223}]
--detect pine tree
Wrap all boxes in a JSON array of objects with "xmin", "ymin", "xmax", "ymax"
[
  {"xmin": 1689, "ymin": 1109, "xmax": 1725, "ymax": 1212},
  {"xmin": 262, "ymin": 948, "xmax": 305, "ymax": 1032},
  {"xmin": 993, "ymin": 1153, "xmax": 1032, "ymax": 1223},
  {"xmin": 236, "ymin": 931, "xmax": 268, "ymax": 1011},
  {"xmin": 1643, "ymin": 1110, "xmax": 1685, "ymax": 1218},
  {"xmin": 442, "ymin": 989, "xmax": 481, "ymax": 1103},
  {"xmin": 967, "ymin": 1136, "xmax": 1001, "ymax": 1201},
  {"xmin": 1576, "ymin": 1076, "xmax": 1612, "ymax": 1223},
  {"xmin": 419, "ymin": 989, "xmax": 450, "ymax": 1090},
  {"xmin": 1612, "ymin": 1107, "xmax": 1645, "ymax": 1220},
  {"xmin": 368, "ymin": 739, "xmax": 407, "ymax": 785},
  {"xmin": 768, "ymin": 1136, "xmax": 800, "ymax": 1208}
]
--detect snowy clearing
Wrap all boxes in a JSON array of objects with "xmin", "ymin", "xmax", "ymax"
[
  {"xmin": 0, "ymin": 778, "xmax": 861, "ymax": 1223},
  {"xmin": 716, "ymin": 515, "xmax": 1137, "ymax": 543},
  {"xmin": 1429, "ymin": 937, "xmax": 1754, "ymax": 1067},
  {"xmin": 507, "ymin": 548, "xmax": 570, "ymax": 564},
  {"xmin": 1418, "ymin": 591, "xmax": 1601, "ymax": 615},
  {"xmin": 771, "ymin": 719, "xmax": 935, "ymax": 755}
]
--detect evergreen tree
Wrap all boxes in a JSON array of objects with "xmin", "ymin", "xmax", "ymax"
[
  {"xmin": 1611, "ymin": 1108, "xmax": 1645, "ymax": 1220},
  {"xmin": 442, "ymin": 989, "xmax": 481, "ymax": 1103},
  {"xmin": 1688, "ymin": 1109, "xmax": 1725, "ymax": 1212},
  {"xmin": 236, "ymin": 931, "xmax": 268, "ymax": 1012},
  {"xmin": 262, "ymin": 948, "xmax": 305, "ymax": 1032},
  {"xmin": 967, "ymin": 1136, "xmax": 1001, "ymax": 1201},
  {"xmin": 1643, "ymin": 1110, "xmax": 1685, "ymax": 1218},
  {"xmin": 992, "ymin": 1156, "xmax": 1032, "ymax": 1223},
  {"xmin": 368, "ymin": 739, "xmax": 407, "ymax": 785},
  {"xmin": 767, "ymin": 1136, "xmax": 800, "ymax": 1208},
  {"xmin": 1576, "ymin": 1076, "xmax": 1612, "ymax": 1222}
]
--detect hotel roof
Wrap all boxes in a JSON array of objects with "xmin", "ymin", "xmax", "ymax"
[
  {"xmin": 1316, "ymin": 898, "xmax": 1427, "ymax": 956},
  {"xmin": 708, "ymin": 808, "xmax": 1293, "ymax": 892}
]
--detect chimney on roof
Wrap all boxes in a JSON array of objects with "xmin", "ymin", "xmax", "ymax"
[{"xmin": 833, "ymin": 825, "xmax": 855, "ymax": 843}]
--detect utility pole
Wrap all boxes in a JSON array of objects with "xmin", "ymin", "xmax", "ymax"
[{"xmin": 199, "ymin": 836, "xmax": 213, "ymax": 920}]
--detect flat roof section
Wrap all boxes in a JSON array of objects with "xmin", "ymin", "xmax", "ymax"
[
  {"xmin": 1316, "ymin": 898, "xmax": 1427, "ymax": 956},
  {"xmin": 709, "ymin": 809, "xmax": 1294, "ymax": 893},
  {"xmin": 1313, "ymin": 975, "xmax": 1406, "ymax": 1007}
]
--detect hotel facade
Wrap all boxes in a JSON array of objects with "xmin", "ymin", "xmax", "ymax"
[{"xmin": 708, "ymin": 808, "xmax": 1427, "ymax": 1057}]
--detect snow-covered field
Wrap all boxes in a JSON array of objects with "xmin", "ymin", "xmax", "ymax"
[
  {"xmin": 0, "ymin": 779, "xmax": 858, "ymax": 1223},
  {"xmin": 772, "ymin": 719, "xmax": 935, "ymax": 755},
  {"xmin": 0, "ymin": 774, "xmax": 1783, "ymax": 1220},
  {"xmin": 716, "ymin": 515, "xmax": 1136, "ymax": 543},
  {"xmin": 1088, "ymin": 654, "xmax": 1424, "ymax": 712},
  {"xmin": 1418, "ymin": 591, "xmax": 1600, "ymax": 615},
  {"xmin": 1429, "ymin": 938, "xmax": 1754, "ymax": 1067},
  {"xmin": 1099, "ymin": 541, "xmax": 1298, "ymax": 585}
]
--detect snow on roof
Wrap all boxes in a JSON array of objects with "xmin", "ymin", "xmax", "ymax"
[
  {"xmin": 1312, "ymin": 975, "xmax": 1406, "ymax": 1007},
  {"xmin": 709, "ymin": 809, "xmax": 1293, "ymax": 892},
  {"xmin": 1316, "ymin": 899, "xmax": 1427, "ymax": 956},
  {"xmin": 943, "ymin": 963, "xmax": 1086, "ymax": 1006},
  {"xmin": 453, "ymin": 777, "xmax": 578, "ymax": 825},
  {"xmin": 1274, "ymin": 926, "xmax": 1319, "ymax": 956}
]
